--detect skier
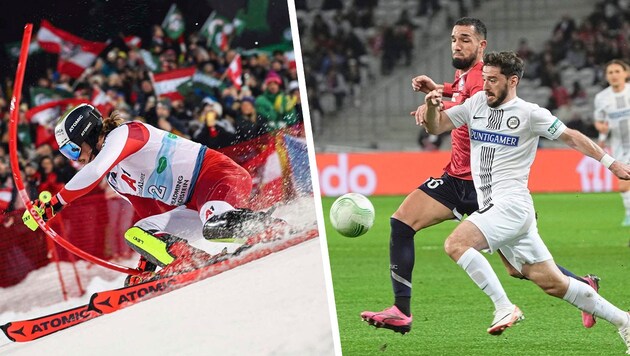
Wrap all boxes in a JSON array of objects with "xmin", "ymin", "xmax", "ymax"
[{"xmin": 26, "ymin": 103, "xmax": 285, "ymax": 284}]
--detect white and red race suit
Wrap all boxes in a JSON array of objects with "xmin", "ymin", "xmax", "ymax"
[{"xmin": 55, "ymin": 121, "xmax": 252, "ymax": 243}]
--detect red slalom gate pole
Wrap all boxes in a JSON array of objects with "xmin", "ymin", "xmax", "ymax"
[{"xmin": 7, "ymin": 24, "xmax": 141, "ymax": 276}]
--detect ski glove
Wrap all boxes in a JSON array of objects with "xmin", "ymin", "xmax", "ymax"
[{"xmin": 22, "ymin": 192, "xmax": 62, "ymax": 231}]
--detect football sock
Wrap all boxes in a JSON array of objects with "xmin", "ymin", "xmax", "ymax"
[
  {"xmin": 563, "ymin": 277, "xmax": 630, "ymax": 328},
  {"xmin": 556, "ymin": 264, "xmax": 586, "ymax": 284},
  {"xmin": 457, "ymin": 248, "xmax": 512, "ymax": 310},
  {"xmin": 621, "ymin": 191, "xmax": 630, "ymax": 216},
  {"xmin": 390, "ymin": 217, "xmax": 415, "ymax": 316}
]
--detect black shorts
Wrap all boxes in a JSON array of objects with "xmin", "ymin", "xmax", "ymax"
[{"xmin": 418, "ymin": 172, "xmax": 478, "ymax": 219}]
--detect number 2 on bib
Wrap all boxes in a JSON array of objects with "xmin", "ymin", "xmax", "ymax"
[{"xmin": 147, "ymin": 185, "xmax": 166, "ymax": 199}]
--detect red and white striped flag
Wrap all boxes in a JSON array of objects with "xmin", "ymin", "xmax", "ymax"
[
  {"xmin": 123, "ymin": 35, "xmax": 142, "ymax": 49},
  {"xmin": 36, "ymin": 20, "xmax": 108, "ymax": 78},
  {"xmin": 226, "ymin": 54, "xmax": 242, "ymax": 90},
  {"xmin": 91, "ymin": 85, "xmax": 115, "ymax": 117},
  {"xmin": 26, "ymin": 98, "xmax": 90, "ymax": 147},
  {"xmin": 0, "ymin": 187, "xmax": 12, "ymax": 213},
  {"xmin": 151, "ymin": 67, "xmax": 196, "ymax": 101}
]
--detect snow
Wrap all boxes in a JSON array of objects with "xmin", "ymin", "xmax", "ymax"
[{"xmin": 0, "ymin": 196, "xmax": 339, "ymax": 355}]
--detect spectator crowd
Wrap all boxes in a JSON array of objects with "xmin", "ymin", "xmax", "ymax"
[
  {"xmin": 296, "ymin": 0, "xmax": 483, "ymax": 133},
  {"xmin": 515, "ymin": 0, "xmax": 630, "ymax": 139},
  {"xmin": 0, "ymin": 9, "xmax": 303, "ymax": 219}
]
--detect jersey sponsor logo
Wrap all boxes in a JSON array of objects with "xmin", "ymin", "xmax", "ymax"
[
  {"xmin": 608, "ymin": 108, "xmax": 630, "ymax": 119},
  {"xmin": 506, "ymin": 116, "xmax": 520, "ymax": 129},
  {"xmin": 116, "ymin": 167, "xmax": 145, "ymax": 193},
  {"xmin": 472, "ymin": 115, "xmax": 485, "ymax": 120},
  {"xmin": 170, "ymin": 175, "xmax": 190, "ymax": 205},
  {"xmin": 157, "ymin": 156, "xmax": 168, "ymax": 174},
  {"xmin": 547, "ymin": 118, "xmax": 562, "ymax": 134},
  {"xmin": 470, "ymin": 129, "xmax": 519, "ymax": 146}
]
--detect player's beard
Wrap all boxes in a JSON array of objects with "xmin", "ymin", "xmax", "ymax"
[
  {"xmin": 486, "ymin": 83, "xmax": 508, "ymax": 108},
  {"xmin": 452, "ymin": 51, "xmax": 478, "ymax": 70}
]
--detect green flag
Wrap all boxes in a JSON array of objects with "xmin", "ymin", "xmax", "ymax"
[
  {"xmin": 5, "ymin": 41, "xmax": 40, "ymax": 60},
  {"xmin": 240, "ymin": 41, "xmax": 294, "ymax": 57},
  {"xmin": 140, "ymin": 49, "xmax": 161, "ymax": 73},
  {"xmin": 232, "ymin": 17, "xmax": 246, "ymax": 36},
  {"xmin": 200, "ymin": 11, "xmax": 231, "ymax": 53},
  {"xmin": 176, "ymin": 71, "xmax": 225, "ymax": 98},
  {"xmin": 200, "ymin": 11, "xmax": 224, "ymax": 39},
  {"xmin": 29, "ymin": 87, "xmax": 72, "ymax": 107},
  {"xmin": 235, "ymin": 0, "xmax": 269, "ymax": 32},
  {"xmin": 162, "ymin": 4, "xmax": 185, "ymax": 39}
]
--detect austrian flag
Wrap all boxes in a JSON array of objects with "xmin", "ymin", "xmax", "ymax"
[
  {"xmin": 36, "ymin": 20, "xmax": 108, "ymax": 78},
  {"xmin": 226, "ymin": 54, "xmax": 242, "ymax": 90},
  {"xmin": 151, "ymin": 67, "xmax": 196, "ymax": 101}
]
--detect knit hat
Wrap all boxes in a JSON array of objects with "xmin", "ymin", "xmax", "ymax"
[{"xmin": 264, "ymin": 71, "xmax": 283, "ymax": 86}]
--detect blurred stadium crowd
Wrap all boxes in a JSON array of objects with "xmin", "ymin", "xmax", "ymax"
[
  {"xmin": 300, "ymin": 0, "xmax": 630, "ymax": 147},
  {"xmin": 517, "ymin": 0, "xmax": 630, "ymax": 138},
  {"xmin": 297, "ymin": 0, "xmax": 483, "ymax": 132},
  {"xmin": 0, "ymin": 5, "xmax": 303, "ymax": 218}
]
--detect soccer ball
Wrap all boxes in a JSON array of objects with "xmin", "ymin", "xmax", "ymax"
[{"xmin": 329, "ymin": 193, "xmax": 375, "ymax": 237}]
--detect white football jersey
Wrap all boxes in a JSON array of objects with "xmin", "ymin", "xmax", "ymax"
[
  {"xmin": 593, "ymin": 85, "xmax": 630, "ymax": 160},
  {"xmin": 446, "ymin": 91, "xmax": 566, "ymax": 207}
]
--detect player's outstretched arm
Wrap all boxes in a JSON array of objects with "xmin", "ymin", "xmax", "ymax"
[
  {"xmin": 424, "ymin": 89, "xmax": 455, "ymax": 135},
  {"xmin": 411, "ymin": 75, "xmax": 443, "ymax": 93},
  {"xmin": 559, "ymin": 128, "xmax": 630, "ymax": 180}
]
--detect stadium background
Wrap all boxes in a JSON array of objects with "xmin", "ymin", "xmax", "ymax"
[
  {"xmin": 0, "ymin": 0, "xmax": 313, "ymax": 304},
  {"xmin": 302, "ymin": 0, "xmax": 620, "ymax": 196},
  {"xmin": 300, "ymin": 0, "xmax": 630, "ymax": 354}
]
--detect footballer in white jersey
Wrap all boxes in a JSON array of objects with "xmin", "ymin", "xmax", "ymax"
[
  {"xmin": 594, "ymin": 85, "xmax": 630, "ymax": 163},
  {"xmin": 422, "ymin": 52, "xmax": 630, "ymax": 349},
  {"xmin": 593, "ymin": 59, "xmax": 630, "ymax": 227},
  {"xmin": 445, "ymin": 91, "xmax": 565, "ymax": 208}
]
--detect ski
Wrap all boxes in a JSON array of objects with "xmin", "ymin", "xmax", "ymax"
[
  {"xmin": 1, "ymin": 228, "xmax": 318, "ymax": 342},
  {"xmin": 90, "ymin": 228, "xmax": 319, "ymax": 313},
  {"xmin": 0, "ymin": 305, "xmax": 99, "ymax": 342}
]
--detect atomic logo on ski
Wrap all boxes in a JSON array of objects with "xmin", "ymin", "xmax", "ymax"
[
  {"xmin": 1, "ymin": 228, "xmax": 319, "ymax": 343},
  {"xmin": 1, "ymin": 305, "xmax": 99, "ymax": 342}
]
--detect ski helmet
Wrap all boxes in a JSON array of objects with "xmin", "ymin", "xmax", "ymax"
[{"xmin": 54, "ymin": 103, "xmax": 103, "ymax": 161}]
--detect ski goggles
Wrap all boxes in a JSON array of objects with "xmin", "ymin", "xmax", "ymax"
[{"xmin": 59, "ymin": 141, "xmax": 82, "ymax": 161}]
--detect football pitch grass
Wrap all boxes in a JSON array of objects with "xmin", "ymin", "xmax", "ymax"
[{"xmin": 322, "ymin": 193, "xmax": 630, "ymax": 355}]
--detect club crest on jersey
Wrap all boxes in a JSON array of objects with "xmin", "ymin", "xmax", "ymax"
[
  {"xmin": 506, "ymin": 116, "xmax": 520, "ymax": 129},
  {"xmin": 470, "ymin": 129, "xmax": 519, "ymax": 146}
]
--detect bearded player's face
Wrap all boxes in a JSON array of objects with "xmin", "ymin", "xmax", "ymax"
[
  {"xmin": 451, "ymin": 25, "xmax": 483, "ymax": 70},
  {"xmin": 482, "ymin": 65, "xmax": 510, "ymax": 108}
]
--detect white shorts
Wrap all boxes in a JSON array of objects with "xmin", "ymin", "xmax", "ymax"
[{"xmin": 466, "ymin": 197, "xmax": 552, "ymax": 273}]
